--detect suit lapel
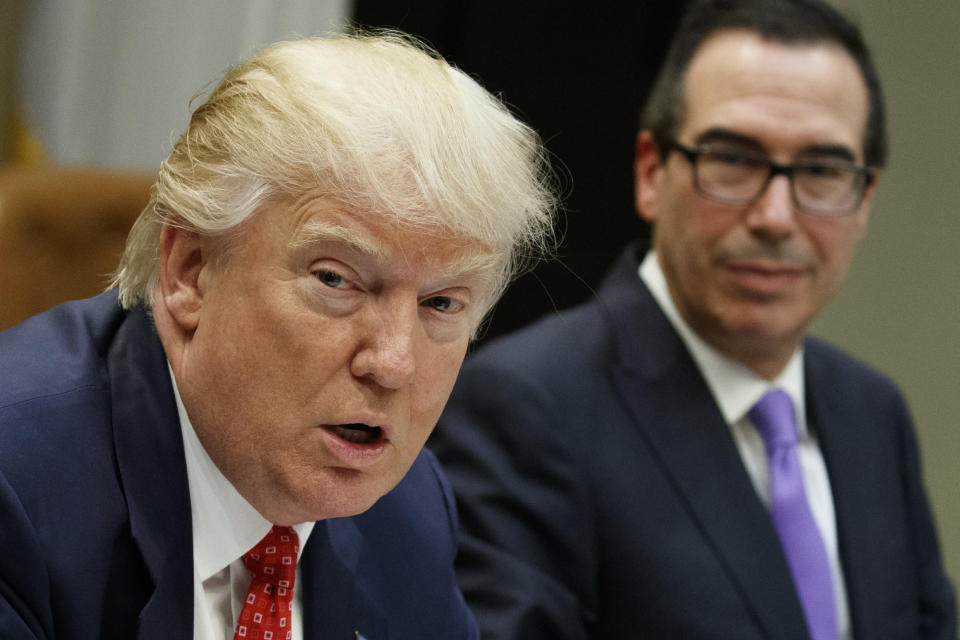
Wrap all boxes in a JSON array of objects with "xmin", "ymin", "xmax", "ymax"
[
  {"xmin": 600, "ymin": 243, "xmax": 810, "ymax": 640},
  {"xmin": 805, "ymin": 347, "xmax": 874, "ymax": 639},
  {"xmin": 108, "ymin": 306, "xmax": 194, "ymax": 639},
  {"xmin": 301, "ymin": 518, "xmax": 386, "ymax": 640}
]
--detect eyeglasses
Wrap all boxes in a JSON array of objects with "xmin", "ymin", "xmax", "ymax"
[{"xmin": 664, "ymin": 140, "xmax": 875, "ymax": 216}]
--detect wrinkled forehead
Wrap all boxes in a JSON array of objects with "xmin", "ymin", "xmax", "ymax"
[{"xmin": 288, "ymin": 202, "xmax": 503, "ymax": 285}]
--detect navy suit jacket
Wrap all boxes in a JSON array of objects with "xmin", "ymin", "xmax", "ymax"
[
  {"xmin": 431, "ymin": 241, "xmax": 956, "ymax": 639},
  {"xmin": 0, "ymin": 291, "xmax": 479, "ymax": 640}
]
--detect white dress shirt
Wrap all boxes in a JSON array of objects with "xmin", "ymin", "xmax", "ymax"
[
  {"xmin": 639, "ymin": 250, "xmax": 852, "ymax": 640},
  {"xmin": 169, "ymin": 367, "xmax": 315, "ymax": 640}
]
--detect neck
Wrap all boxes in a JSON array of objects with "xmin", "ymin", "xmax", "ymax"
[{"xmin": 694, "ymin": 322, "xmax": 801, "ymax": 381}]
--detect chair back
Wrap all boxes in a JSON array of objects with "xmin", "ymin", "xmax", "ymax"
[{"xmin": 0, "ymin": 166, "xmax": 153, "ymax": 330}]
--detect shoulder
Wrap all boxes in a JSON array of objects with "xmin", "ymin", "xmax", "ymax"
[
  {"xmin": 804, "ymin": 336, "xmax": 917, "ymax": 461},
  {"xmin": 805, "ymin": 336, "xmax": 906, "ymax": 407},
  {"xmin": 0, "ymin": 292, "xmax": 126, "ymax": 408},
  {"xmin": 461, "ymin": 239, "xmax": 651, "ymax": 388},
  {"xmin": 355, "ymin": 448, "xmax": 459, "ymax": 556},
  {"xmin": 445, "ymin": 254, "xmax": 651, "ymax": 441},
  {"xmin": 440, "ymin": 300, "xmax": 621, "ymax": 471},
  {"xmin": 471, "ymin": 298, "xmax": 614, "ymax": 379},
  {"xmin": 0, "ymin": 292, "xmax": 141, "ymax": 545},
  {"xmin": 0, "ymin": 293, "xmax": 150, "ymax": 637},
  {"xmin": 349, "ymin": 448, "xmax": 477, "ymax": 636},
  {"xmin": 0, "ymin": 292, "xmax": 132, "ymax": 471},
  {"xmin": 0, "ymin": 293, "xmax": 126, "ymax": 476},
  {"xmin": 436, "ymin": 244, "xmax": 656, "ymax": 468}
]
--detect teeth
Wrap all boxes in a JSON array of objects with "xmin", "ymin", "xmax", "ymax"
[{"xmin": 329, "ymin": 424, "xmax": 382, "ymax": 444}]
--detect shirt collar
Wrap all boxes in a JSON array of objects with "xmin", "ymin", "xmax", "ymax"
[
  {"xmin": 168, "ymin": 365, "xmax": 314, "ymax": 581},
  {"xmin": 639, "ymin": 250, "xmax": 807, "ymax": 433}
]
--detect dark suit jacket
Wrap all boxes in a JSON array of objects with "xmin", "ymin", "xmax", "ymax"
[
  {"xmin": 431, "ymin": 241, "xmax": 956, "ymax": 639},
  {"xmin": 0, "ymin": 291, "xmax": 479, "ymax": 640}
]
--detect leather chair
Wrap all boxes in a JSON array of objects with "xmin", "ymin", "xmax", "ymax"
[{"xmin": 0, "ymin": 166, "xmax": 154, "ymax": 330}]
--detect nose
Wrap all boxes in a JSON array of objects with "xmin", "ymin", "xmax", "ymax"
[
  {"xmin": 745, "ymin": 174, "xmax": 797, "ymax": 240},
  {"xmin": 350, "ymin": 299, "xmax": 418, "ymax": 390}
]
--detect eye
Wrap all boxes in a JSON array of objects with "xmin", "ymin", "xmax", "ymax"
[
  {"xmin": 315, "ymin": 269, "xmax": 346, "ymax": 288},
  {"xmin": 800, "ymin": 160, "xmax": 854, "ymax": 178},
  {"xmin": 422, "ymin": 296, "xmax": 464, "ymax": 314}
]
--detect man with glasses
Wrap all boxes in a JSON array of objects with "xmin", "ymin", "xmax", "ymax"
[{"xmin": 431, "ymin": 0, "xmax": 957, "ymax": 638}]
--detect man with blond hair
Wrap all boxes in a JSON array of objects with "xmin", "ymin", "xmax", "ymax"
[{"xmin": 0, "ymin": 32, "xmax": 555, "ymax": 639}]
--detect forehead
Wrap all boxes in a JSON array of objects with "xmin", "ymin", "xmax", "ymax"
[
  {"xmin": 680, "ymin": 30, "xmax": 869, "ymax": 159},
  {"xmin": 279, "ymin": 194, "xmax": 500, "ymax": 281}
]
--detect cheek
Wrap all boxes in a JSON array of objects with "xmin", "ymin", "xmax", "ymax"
[
  {"xmin": 262, "ymin": 287, "xmax": 356, "ymax": 364},
  {"xmin": 804, "ymin": 218, "xmax": 864, "ymax": 277},
  {"xmin": 660, "ymin": 205, "xmax": 732, "ymax": 276},
  {"xmin": 204, "ymin": 280, "xmax": 291, "ymax": 356},
  {"xmin": 412, "ymin": 345, "xmax": 468, "ymax": 423}
]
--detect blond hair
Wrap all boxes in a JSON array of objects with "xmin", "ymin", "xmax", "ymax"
[{"xmin": 113, "ymin": 31, "xmax": 556, "ymax": 316}]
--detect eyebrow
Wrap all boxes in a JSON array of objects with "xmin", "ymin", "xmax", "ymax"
[
  {"xmin": 291, "ymin": 219, "xmax": 502, "ymax": 283},
  {"xmin": 795, "ymin": 144, "xmax": 857, "ymax": 163},
  {"xmin": 437, "ymin": 250, "xmax": 501, "ymax": 281},
  {"xmin": 289, "ymin": 220, "xmax": 388, "ymax": 261},
  {"xmin": 694, "ymin": 127, "xmax": 766, "ymax": 152},
  {"xmin": 693, "ymin": 127, "xmax": 858, "ymax": 162}
]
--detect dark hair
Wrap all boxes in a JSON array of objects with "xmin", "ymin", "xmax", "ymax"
[{"xmin": 642, "ymin": 0, "xmax": 887, "ymax": 167}]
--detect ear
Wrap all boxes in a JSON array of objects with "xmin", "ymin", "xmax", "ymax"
[
  {"xmin": 851, "ymin": 169, "xmax": 879, "ymax": 243},
  {"xmin": 634, "ymin": 130, "xmax": 665, "ymax": 225},
  {"xmin": 158, "ymin": 225, "xmax": 208, "ymax": 333},
  {"xmin": 859, "ymin": 169, "xmax": 880, "ymax": 222}
]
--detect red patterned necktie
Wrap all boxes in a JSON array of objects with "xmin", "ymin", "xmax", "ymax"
[{"xmin": 234, "ymin": 525, "xmax": 300, "ymax": 640}]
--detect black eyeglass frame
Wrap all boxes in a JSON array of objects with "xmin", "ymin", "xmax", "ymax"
[{"xmin": 664, "ymin": 139, "xmax": 876, "ymax": 216}]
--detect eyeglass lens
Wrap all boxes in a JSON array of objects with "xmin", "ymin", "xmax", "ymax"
[{"xmin": 693, "ymin": 148, "xmax": 865, "ymax": 215}]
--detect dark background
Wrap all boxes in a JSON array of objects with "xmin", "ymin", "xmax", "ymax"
[{"xmin": 353, "ymin": 1, "xmax": 691, "ymax": 344}]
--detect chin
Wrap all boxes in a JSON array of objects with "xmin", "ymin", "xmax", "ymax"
[{"xmin": 297, "ymin": 473, "xmax": 393, "ymax": 521}]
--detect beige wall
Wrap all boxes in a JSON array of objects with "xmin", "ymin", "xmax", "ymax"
[{"xmin": 816, "ymin": 2, "xmax": 960, "ymax": 585}]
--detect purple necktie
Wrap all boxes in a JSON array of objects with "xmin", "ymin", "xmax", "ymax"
[{"xmin": 750, "ymin": 389, "xmax": 836, "ymax": 640}]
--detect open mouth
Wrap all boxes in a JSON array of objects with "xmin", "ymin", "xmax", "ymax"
[{"xmin": 326, "ymin": 423, "xmax": 383, "ymax": 445}]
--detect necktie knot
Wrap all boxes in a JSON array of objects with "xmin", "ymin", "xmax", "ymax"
[
  {"xmin": 242, "ymin": 525, "xmax": 299, "ymax": 588},
  {"xmin": 235, "ymin": 525, "xmax": 300, "ymax": 640},
  {"xmin": 749, "ymin": 388, "xmax": 798, "ymax": 448}
]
